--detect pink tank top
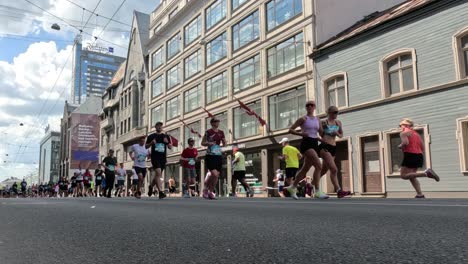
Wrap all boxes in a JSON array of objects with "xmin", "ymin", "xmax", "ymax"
[
  {"xmin": 402, "ymin": 129, "xmax": 423, "ymax": 154},
  {"xmin": 301, "ymin": 116, "xmax": 319, "ymax": 138}
]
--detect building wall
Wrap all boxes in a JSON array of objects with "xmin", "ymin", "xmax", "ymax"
[{"xmin": 38, "ymin": 132, "xmax": 60, "ymax": 184}]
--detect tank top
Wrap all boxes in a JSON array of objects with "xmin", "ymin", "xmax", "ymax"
[
  {"xmin": 402, "ymin": 128, "xmax": 423, "ymax": 154},
  {"xmin": 301, "ymin": 116, "xmax": 319, "ymax": 138},
  {"xmin": 323, "ymin": 119, "xmax": 340, "ymax": 136}
]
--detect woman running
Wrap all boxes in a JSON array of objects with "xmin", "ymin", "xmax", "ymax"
[
  {"xmin": 285, "ymin": 100, "xmax": 324, "ymax": 199},
  {"xmin": 398, "ymin": 118, "xmax": 440, "ymax": 198},
  {"xmin": 318, "ymin": 106, "xmax": 351, "ymax": 199}
]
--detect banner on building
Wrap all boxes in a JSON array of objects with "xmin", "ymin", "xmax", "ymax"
[{"xmin": 70, "ymin": 113, "xmax": 99, "ymax": 170}]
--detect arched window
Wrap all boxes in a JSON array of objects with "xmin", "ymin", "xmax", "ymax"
[
  {"xmin": 322, "ymin": 72, "xmax": 348, "ymax": 109},
  {"xmin": 453, "ymin": 26, "xmax": 468, "ymax": 80},
  {"xmin": 380, "ymin": 49, "xmax": 418, "ymax": 97}
]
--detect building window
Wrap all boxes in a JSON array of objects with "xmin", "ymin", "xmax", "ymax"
[
  {"xmin": 151, "ymin": 47, "xmax": 164, "ymax": 72},
  {"xmin": 462, "ymin": 35, "xmax": 468, "ymax": 78},
  {"xmin": 233, "ymin": 54, "xmax": 260, "ymax": 92},
  {"xmin": 267, "ymin": 32, "xmax": 304, "ymax": 78},
  {"xmin": 232, "ymin": 10, "xmax": 259, "ymax": 51},
  {"xmin": 266, "ymin": 0, "xmax": 302, "ymax": 31},
  {"xmin": 268, "ymin": 85, "xmax": 306, "ymax": 131},
  {"xmin": 384, "ymin": 127, "xmax": 429, "ymax": 176},
  {"xmin": 323, "ymin": 74, "xmax": 348, "ymax": 109},
  {"xmin": 154, "ymin": 23, "xmax": 162, "ymax": 34},
  {"xmin": 206, "ymin": 32, "xmax": 227, "ymax": 66},
  {"xmin": 184, "ymin": 50, "xmax": 201, "ymax": 80},
  {"xmin": 184, "ymin": 121, "xmax": 201, "ymax": 147},
  {"xmin": 206, "ymin": 111, "xmax": 228, "ymax": 131},
  {"xmin": 184, "ymin": 16, "xmax": 201, "ymax": 46},
  {"xmin": 167, "ymin": 127, "xmax": 180, "ymax": 154},
  {"xmin": 166, "ymin": 95, "xmax": 180, "ymax": 120},
  {"xmin": 454, "ymin": 28, "xmax": 468, "ymax": 79},
  {"xmin": 128, "ymin": 117, "xmax": 131, "ymax": 131},
  {"xmin": 232, "ymin": 0, "xmax": 249, "ymax": 11},
  {"xmin": 169, "ymin": 7, "xmax": 178, "ymax": 19},
  {"xmin": 151, "ymin": 105, "xmax": 163, "ymax": 127},
  {"xmin": 457, "ymin": 117, "xmax": 468, "ymax": 172},
  {"xmin": 206, "ymin": 71, "xmax": 228, "ymax": 104},
  {"xmin": 120, "ymin": 121, "xmax": 123, "ymax": 135},
  {"xmin": 184, "ymin": 85, "xmax": 201, "ymax": 113},
  {"xmin": 167, "ymin": 64, "xmax": 180, "ymax": 90},
  {"xmin": 124, "ymin": 119, "xmax": 127, "ymax": 133},
  {"xmin": 151, "ymin": 75, "xmax": 164, "ymax": 98},
  {"xmin": 381, "ymin": 49, "xmax": 418, "ymax": 97},
  {"xmin": 205, "ymin": 0, "xmax": 226, "ymax": 30},
  {"xmin": 234, "ymin": 100, "xmax": 261, "ymax": 139},
  {"xmin": 167, "ymin": 32, "xmax": 181, "ymax": 60}
]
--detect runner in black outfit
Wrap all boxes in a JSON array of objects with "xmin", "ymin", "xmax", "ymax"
[{"xmin": 102, "ymin": 149, "xmax": 117, "ymax": 198}]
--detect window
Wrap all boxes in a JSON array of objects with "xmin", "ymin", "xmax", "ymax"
[
  {"xmin": 184, "ymin": 85, "xmax": 201, "ymax": 113},
  {"xmin": 324, "ymin": 74, "xmax": 348, "ymax": 108},
  {"xmin": 169, "ymin": 7, "xmax": 178, "ymax": 19},
  {"xmin": 232, "ymin": 10, "xmax": 259, "ymax": 51},
  {"xmin": 154, "ymin": 23, "xmax": 162, "ymax": 34},
  {"xmin": 234, "ymin": 100, "xmax": 261, "ymax": 139},
  {"xmin": 232, "ymin": 0, "xmax": 249, "ymax": 11},
  {"xmin": 151, "ymin": 75, "xmax": 164, "ymax": 98},
  {"xmin": 454, "ymin": 28, "xmax": 468, "ymax": 79},
  {"xmin": 206, "ymin": 71, "xmax": 228, "ymax": 103},
  {"xmin": 381, "ymin": 49, "xmax": 417, "ymax": 97},
  {"xmin": 184, "ymin": 50, "xmax": 201, "ymax": 80},
  {"xmin": 128, "ymin": 117, "xmax": 131, "ymax": 131},
  {"xmin": 124, "ymin": 92, "xmax": 127, "ymax": 107},
  {"xmin": 206, "ymin": 32, "xmax": 227, "ymax": 66},
  {"xmin": 167, "ymin": 64, "xmax": 180, "ymax": 90},
  {"xmin": 120, "ymin": 121, "xmax": 123, "ymax": 135},
  {"xmin": 462, "ymin": 35, "xmax": 468, "ymax": 77},
  {"xmin": 268, "ymin": 85, "xmax": 305, "ymax": 130},
  {"xmin": 233, "ymin": 54, "xmax": 260, "ymax": 92},
  {"xmin": 129, "ymin": 70, "xmax": 135, "ymax": 81},
  {"xmin": 166, "ymin": 95, "xmax": 180, "ymax": 120},
  {"xmin": 267, "ymin": 32, "xmax": 304, "ymax": 77},
  {"xmin": 167, "ymin": 128, "xmax": 180, "ymax": 154},
  {"xmin": 457, "ymin": 117, "xmax": 468, "ymax": 172},
  {"xmin": 205, "ymin": 0, "xmax": 226, "ymax": 30},
  {"xmin": 151, "ymin": 105, "xmax": 163, "ymax": 127},
  {"xmin": 359, "ymin": 134, "xmax": 383, "ymax": 193},
  {"xmin": 184, "ymin": 121, "xmax": 201, "ymax": 148},
  {"xmin": 151, "ymin": 47, "xmax": 164, "ymax": 71},
  {"xmin": 167, "ymin": 32, "xmax": 181, "ymax": 60},
  {"xmin": 124, "ymin": 119, "xmax": 127, "ymax": 133},
  {"xmin": 184, "ymin": 16, "xmax": 201, "ymax": 46},
  {"xmin": 206, "ymin": 111, "xmax": 228, "ymax": 131},
  {"xmin": 267, "ymin": 0, "xmax": 302, "ymax": 31}
]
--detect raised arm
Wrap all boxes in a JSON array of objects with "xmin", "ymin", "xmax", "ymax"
[{"xmin": 289, "ymin": 117, "xmax": 305, "ymax": 137}]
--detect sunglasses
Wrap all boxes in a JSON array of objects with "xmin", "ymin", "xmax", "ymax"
[
  {"xmin": 330, "ymin": 111, "xmax": 339, "ymax": 114},
  {"xmin": 305, "ymin": 104, "xmax": 316, "ymax": 107}
]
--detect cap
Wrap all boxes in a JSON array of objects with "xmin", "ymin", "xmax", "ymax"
[
  {"xmin": 276, "ymin": 169, "xmax": 282, "ymax": 174},
  {"xmin": 278, "ymin": 137, "xmax": 289, "ymax": 144}
]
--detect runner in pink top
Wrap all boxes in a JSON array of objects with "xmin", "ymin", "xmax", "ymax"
[{"xmin": 398, "ymin": 118, "xmax": 440, "ymax": 198}]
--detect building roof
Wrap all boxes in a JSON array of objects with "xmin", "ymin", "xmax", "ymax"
[
  {"xmin": 313, "ymin": 0, "xmax": 433, "ymax": 54},
  {"xmin": 134, "ymin": 11, "xmax": 150, "ymax": 56},
  {"xmin": 108, "ymin": 61, "xmax": 126, "ymax": 88}
]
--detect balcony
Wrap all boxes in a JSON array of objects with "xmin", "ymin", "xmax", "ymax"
[
  {"xmin": 118, "ymin": 126, "xmax": 148, "ymax": 144},
  {"xmin": 100, "ymin": 117, "xmax": 114, "ymax": 131}
]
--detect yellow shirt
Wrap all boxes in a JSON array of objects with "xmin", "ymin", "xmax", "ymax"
[{"xmin": 282, "ymin": 145, "xmax": 300, "ymax": 168}]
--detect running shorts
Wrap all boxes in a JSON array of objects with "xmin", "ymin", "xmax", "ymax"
[
  {"xmin": 318, "ymin": 142, "xmax": 337, "ymax": 157},
  {"xmin": 401, "ymin": 152, "xmax": 424, "ymax": 169},
  {"xmin": 132, "ymin": 179, "xmax": 139, "ymax": 185},
  {"xmin": 183, "ymin": 167, "xmax": 197, "ymax": 178},
  {"xmin": 300, "ymin": 137, "xmax": 319, "ymax": 154},
  {"xmin": 206, "ymin": 155, "xmax": 222, "ymax": 172},
  {"xmin": 134, "ymin": 166, "xmax": 147, "ymax": 178},
  {"xmin": 233, "ymin": 171, "xmax": 246, "ymax": 181},
  {"xmin": 285, "ymin": 168, "xmax": 298, "ymax": 179},
  {"xmin": 151, "ymin": 159, "xmax": 166, "ymax": 171},
  {"xmin": 117, "ymin": 180, "xmax": 125, "ymax": 186}
]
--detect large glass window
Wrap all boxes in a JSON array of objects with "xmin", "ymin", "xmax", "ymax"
[
  {"xmin": 267, "ymin": 32, "xmax": 304, "ymax": 77},
  {"xmin": 151, "ymin": 75, "xmax": 163, "ymax": 98},
  {"xmin": 268, "ymin": 85, "xmax": 305, "ymax": 130},
  {"xmin": 166, "ymin": 95, "xmax": 180, "ymax": 120},
  {"xmin": 167, "ymin": 32, "xmax": 181, "ymax": 60},
  {"xmin": 184, "ymin": 121, "xmax": 201, "ymax": 148},
  {"xmin": 205, "ymin": 111, "xmax": 228, "ymax": 131},
  {"xmin": 232, "ymin": 10, "xmax": 259, "ymax": 51},
  {"xmin": 184, "ymin": 85, "xmax": 201, "ymax": 113},
  {"xmin": 266, "ymin": 0, "xmax": 303, "ymax": 31},
  {"xmin": 167, "ymin": 64, "xmax": 180, "ymax": 90},
  {"xmin": 184, "ymin": 16, "xmax": 201, "ymax": 46},
  {"xmin": 152, "ymin": 47, "xmax": 163, "ymax": 71},
  {"xmin": 206, "ymin": 71, "xmax": 228, "ymax": 104},
  {"xmin": 385, "ymin": 53, "xmax": 415, "ymax": 96},
  {"xmin": 151, "ymin": 105, "xmax": 163, "ymax": 127},
  {"xmin": 184, "ymin": 50, "xmax": 201, "ymax": 80},
  {"xmin": 167, "ymin": 128, "xmax": 180, "ymax": 154},
  {"xmin": 206, "ymin": 32, "xmax": 227, "ymax": 66},
  {"xmin": 243, "ymin": 151, "xmax": 262, "ymax": 195},
  {"xmin": 325, "ymin": 75, "xmax": 347, "ymax": 108},
  {"xmin": 232, "ymin": 0, "xmax": 249, "ymax": 11},
  {"xmin": 234, "ymin": 100, "xmax": 261, "ymax": 139},
  {"xmin": 233, "ymin": 54, "xmax": 260, "ymax": 92},
  {"xmin": 205, "ymin": 0, "xmax": 226, "ymax": 30}
]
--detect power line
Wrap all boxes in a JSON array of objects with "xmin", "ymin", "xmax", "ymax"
[{"xmin": 63, "ymin": 0, "xmax": 132, "ymax": 27}]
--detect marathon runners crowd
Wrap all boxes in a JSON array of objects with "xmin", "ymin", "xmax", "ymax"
[{"xmin": 0, "ymin": 103, "xmax": 440, "ymax": 199}]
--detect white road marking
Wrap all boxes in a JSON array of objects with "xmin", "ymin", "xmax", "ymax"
[{"xmin": 91, "ymin": 206, "xmax": 96, "ymax": 208}]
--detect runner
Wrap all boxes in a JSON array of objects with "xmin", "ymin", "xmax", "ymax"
[
  {"xmin": 201, "ymin": 117, "xmax": 226, "ymax": 200},
  {"xmin": 180, "ymin": 138, "xmax": 198, "ymax": 198},
  {"xmin": 168, "ymin": 176, "xmax": 176, "ymax": 197},
  {"xmin": 231, "ymin": 145, "xmax": 253, "ymax": 197},
  {"xmin": 102, "ymin": 149, "xmax": 117, "ymax": 198},
  {"xmin": 129, "ymin": 136, "xmax": 150, "ymax": 199},
  {"xmin": 278, "ymin": 138, "xmax": 302, "ymax": 195},
  {"xmin": 317, "ymin": 106, "xmax": 351, "ymax": 199},
  {"xmin": 83, "ymin": 169, "xmax": 92, "ymax": 197},
  {"xmin": 75, "ymin": 168, "xmax": 84, "ymax": 197},
  {"xmin": 145, "ymin": 122, "xmax": 171, "ymax": 199},
  {"xmin": 130, "ymin": 168, "xmax": 139, "ymax": 197},
  {"xmin": 273, "ymin": 169, "xmax": 285, "ymax": 197},
  {"xmin": 94, "ymin": 165, "xmax": 104, "ymax": 197},
  {"xmin": 31, "ymin": 184, "xmax": 38, "ymax": 198},
  {"xmin": 285, "ymin": 100, "xmax": 324, "ymax": 200},
  {"xmin": 398, "ymin": 118, "xmax": 440, "ymax": 198},
  {"xmin": 20, "ymin": 179, "xmax": 27, "ymax": 198},
  {"xmin": 115, "ymin": 163, "xmax": 126, "ymax": 197},
  {"xmin": 58, "ymin": 176, "xmax": 68, "ymax": 198},
  {"xmin": 70, "ymin": 174, "xmax": 77, "ymax": 197}
]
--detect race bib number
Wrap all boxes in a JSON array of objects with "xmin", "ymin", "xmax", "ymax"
[
  {"xmin": 96, "ymin": 176, "xmax": 102, "ymax": 180},
  {"xmin": 108, "ymin": 165, "xmax": 115, "ymax": 171},
  {"xmin": 155, "ymin": 143, "xmax": 165, "ymax": 153},
  {"xmin": 210, "ymin": 145, "xmax": 222, "ymax": 156},
  {"xmin": 137, "ymin": 153, "xmax": 146, "ymax": 162},
  {"xmin": 84, "ymin": 176, "xmax": 89, "ymax": 181},
  {"xmin": 188, "ymin": 158, "xmax": 196, "ymax": 166}
]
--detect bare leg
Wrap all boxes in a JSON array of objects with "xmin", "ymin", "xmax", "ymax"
[
  {"xmin": 321, "ymin": 151, "xmax": 340, "ymax": 191},
  {"xmin": 400, "ymin": 167, "xmax": 424, "ymax": 196},
  {"xmin": 295, "ymin": 149, "xmax": 321, "ymax": 187}
]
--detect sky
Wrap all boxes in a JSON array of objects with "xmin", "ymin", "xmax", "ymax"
[{"xmin": 0, "ymin": 0, "xmax": 157, "ymax": 182}]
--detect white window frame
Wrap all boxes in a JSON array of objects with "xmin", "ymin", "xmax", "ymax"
[
  {"xmin": 383, "ymin": 124, "xmax": 432, "ymax": 177},
  {"xmin": 151, "ymin": 75, "xmax": 164, "ymax": 99},
  {"xmin": 150, "ymin": 104, "xmax": 164, "ymax": 127},
  {"xmin": 184, "ymin": 15, "xmax": 202, "ymax": 47},
  {"xmin": 356, "ymin": 132, "xmax": 385, "ymax": 194},
  {"xmin": 151, "ymin": 46, "xmax": 164, "ymax": 72},
  {"xmin": 167, "ymin": 63, "xmax": 180, "ymax": 90},
  {"xmin": 167, "ymin": 32, "xmax": 181, "ymax": 61},
  {"xmin": 379, "ymin": 48, "xmax": 418, "ymax": 98},
  {"xmin": 321, "ymin": 72, "xmax": 349, "ymax": 111},
  {"xmin": 453, "ymin": 26, "xmax": 468, "ymax": 80},
  {"xmin": 184, "ymin": 50, "xmax": 201, "ymax": 80},
  {"xmin": 456, "ymin": 116, "xmax": 468, "ymax": 173},
  {"xmin": 184, "ymin": 85, "xmax": 201, "ymax": 113}
]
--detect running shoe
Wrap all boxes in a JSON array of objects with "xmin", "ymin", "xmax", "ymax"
[
  {"xmin": 147, "ymin": 189, "xmax": 153, "ymax": 197},
  {"xmin": 415, "ymin": 194, "xmax": 425, "ymax": 198},
  {"xmin": 314, "ymin": 191, "xmax": 329, "ymax": 199},
  {"xmin": 158, "ymin": 191, "xmax": 166, "ymax": 199},
  {"xmin": 285, "ymin": 186, "xmax": 298, "ymax": 200},
  {"xmin": 337, "ymin": 190, "xmax": 351, "ymax": 198},
  {"xmin": 202, "ymin": 189, "xmax": 209, "ymax": 199},
  {"xmin": 229, "ymin": 192, "xmax": 237, "ymax": 197},
  {"xmin": 183, "ymin": 192, "xmax": 190, "ymax": 198},
  {"xmin": 425, "ymin": 168, "xmax": 440, "ymax": 182},
  {"xmin": 248, "ymin": 189, "xmax": 254, "ymax": 198},
  {"xmin": 208, "ymin": 191, "xmax": 216, "ymax": 200}
]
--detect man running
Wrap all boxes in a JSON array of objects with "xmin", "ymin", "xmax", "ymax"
[
  {"xmin": 58, "ymin": 176, "xmax": 68, "ymax": 198},
  {"xmin": 20, "ymin": 179, "xmax": 27, "ymax": 198},
  {"xmin": 95, "ymin": 165, "xmax": 104, "ymax": 197},
  {"xmin": 231, "ymin": 145, "xmax": 253, "ymax": 197},
  {"xmin": 115, "ymin": 163, "xmax": 126, "ymax": 197},
  {"xmin": 129, "ymin": 136, "xmax": 150, "ymax": 199},
  {"xmin": 102, "ymin": 149, "xmax": 117, "ymax": 198},
  {"xmin": 180, "ymin": 138, "xmax": 198, "ymax": 198},
  {"xmin": 130, "ymin": 168, "xmax": 139, "ymax": 197},
  {"xmin": 145, "ymin": 122, "xmax": 171, "ymax": 199},
  {"xmin": 75, "ymin": 168, "xmax": 84, "ymax": 197},
  {"xmin": 278, "ymin": 138, "xmax": 301, "ymax": 196},
  {"xmin": 273, "ymin": 169, "xmax": 285, "ymax": 198}
]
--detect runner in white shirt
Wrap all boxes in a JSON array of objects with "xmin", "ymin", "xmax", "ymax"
[
  {"xmin": 130, "ymin": 168, "xmax": 139, "ymax": 197},
  {"xmin": 115, "ymin": 163, "xmax": 126, "ymax": 197},
  {"xmin": 75, "ymin": 169, "xmax": 84, "ymax": 197},
  {"xmin": 273, "ymin": 169, "xmax": 285, "ymax": 198},
  {"xmin": 129, "ymin": 136, "xmax": 150, "ymax": 199}
]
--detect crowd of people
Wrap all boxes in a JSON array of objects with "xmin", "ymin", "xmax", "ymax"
[{"xmin": 1, "ymin": 102, "xmax": 440, "ymax": 200}]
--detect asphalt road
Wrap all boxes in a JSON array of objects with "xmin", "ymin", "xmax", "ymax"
[{"xmin": 1, "ymin": 197, "xmax": 467, "ymax": 264}]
